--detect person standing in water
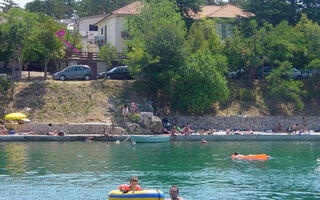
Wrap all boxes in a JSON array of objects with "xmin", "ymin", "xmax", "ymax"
[{"xmin": 166, "ymin": 186, "xmax": 185, "ymax": 200}]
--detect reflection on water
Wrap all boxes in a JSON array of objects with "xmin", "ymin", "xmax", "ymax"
[
  {"xmin": 0, "ymin": 141, "xmax": 320, "ymax": 199},
  {"xmin": 1, "ymin": 143, "xmax": 27, "ymax": 174}
]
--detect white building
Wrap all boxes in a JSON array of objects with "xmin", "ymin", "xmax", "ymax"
[
  {"xmin": 94, "ymin": 1, "xmax": 142, "ymax": 53},
  {"xmin": 94, "ymin": 2, "xmax": 253, "ymax": 53}
]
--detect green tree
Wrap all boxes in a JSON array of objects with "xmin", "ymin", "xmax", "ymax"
[
  {"xmin": 187, "ymin": 19, "xmax": 222, "ymax": 55},
  {"xmin": 174, "ymin": 0, "xmax": 201, "ymax": 29},
  {"xmin": 37, "ymin": 14, "xmax": 64, "ymax": 79},
  {"xmin": 0, "ymin": 13, "xmax": 12, "ymax": 69},
  {"xmin": 242, "ymin": 0, "xmax": 296, "ymax": 26},
  {"xmin": 0, "ymin": 0, "xmax": 18, "ymax": 12},
  {"xmin": 1, "ymin": 8, "xmax": 27, "ymax": 80},
  {"xmin": 264, "ymin": 21, "xmax": 297, "ymax": 66},
  {"xmin": 171, "ymin": 50, "xmax": 229, "ymax": 113},
  {"xmin": 0, "ymin": 77, "xmax": 12, "ymax": 116},
  {"xmin": 26, "ymin": 0, "xmax": 77, "ymax": 19},
  {"xmin": 265, "ymin": 61, "xmax": 305, "ymax": 110},
  {"xmin": 306, "ymin": 58, "xmax": 320, "ymax": 101},
  {"xmin": 25, "ymin": 0, "xmax": 47, "ymax": 15},
  {"xmin": 294, "ymin": 14, "xmax": 320, "ymax": 68},
  {"xmin": 243, "ymin": 20, "xmax": 268, "ymax": 79},
  {"xmin": 127, "ymin": 0, "xmax": 186, "ymax": 94},
  {"xmin": 224, "ymin": 29, "xmax": 250, "ymax": 72},
  {"xmin": 98, "ymin": 43, "xmax": 117, "ymax": 78}
]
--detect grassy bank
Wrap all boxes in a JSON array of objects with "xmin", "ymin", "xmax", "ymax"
[{"xmin": 3, "ymin": 79, "xmax": 320, "ymax": 123}]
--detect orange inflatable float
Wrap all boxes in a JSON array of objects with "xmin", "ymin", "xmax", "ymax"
[{"xmin": 231, "ymin": 154, "xmax": 270, "ymax": 161}]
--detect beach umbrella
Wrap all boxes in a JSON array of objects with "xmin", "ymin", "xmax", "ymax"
[{"xmin": 5, "ymin": 113, "xmax": 27, "ymax": 120}]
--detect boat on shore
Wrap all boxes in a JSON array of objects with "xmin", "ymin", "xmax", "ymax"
[{"xmin": 130, "ymin": 135, "xmax": 170, "ymax": 143}]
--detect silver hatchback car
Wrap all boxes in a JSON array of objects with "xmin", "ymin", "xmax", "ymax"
[{"xmin": 53, "ymin": 65, "xmax": 92, "ymax": 81}]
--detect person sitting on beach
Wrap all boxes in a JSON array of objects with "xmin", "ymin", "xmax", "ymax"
[
  {"xmin": 19, "ymin": 131, "xmax": 36, "ymax": 135},
  {"xmin": 287, "ymin": 124, "xmax": 293, "ymax": 134},
  {"xmin": 273, "ymin": 123, "xmax": 284, "ymax": 133},
  {"xmin": 226, "ymin": 129, "xmax": 232, "ymax": 135},
  {"xmin": 119, "ymin": 176, "xmax": 141, "ymax": 193},
  {"xmin": 302, "ymin": 124, "xmax": 309, "ymax": 134},
  {"xmin": 47, "ymin": 130, "xmax": 58, "ymax": 135},
  {"xmin": 171, "ymin": 126, "xmax": 180, "ymax": 136},
  {"xmin": 161, "ymin": 127, "xmax": 171, "ymax": 134},
  {"xmin": 167, "ymin": 185, "xmax": 185, "ymax": 200},
  {"xmin": 246, "ymin": 129, "xmax": 254, "ymax": 135},
  {"xmin": 234, "ymin": 129, "xmax": 240, "ymax": 135},
  {"xmin": 293, "ymin": 123, "xmax": 300, "ymax": 134},
  {"xmin": 0, "ymin": 123, "xmax": 9, "ymax": 135},
  {"xmin": 57, "ymin": 130, "xmax": 65, "ymax": 136},
  {"xmin": 47, "ymin": 130, "xmax": 65, "ymax": 136},
  {"xmin": 199, "ymin": 129, "xmax": 205, "ymax": 135},
  {"xmin": 181, "ymin": 124, "xmax": 193, "ymax": 135}
]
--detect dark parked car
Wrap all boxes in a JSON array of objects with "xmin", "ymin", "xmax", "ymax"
[
  {"xmin": 255, "ymin": 67, "xmax": 274, "ymax": 79},
  {"xmin": 300, "ymin": 69, "xmax": 319, "ymax": 79},
  {"xmin": 98, "ymin": 66, "xmax": 132, "ymax": 80},
  {"xmin": 228, "ymin": 68, "xmax": 245, "ymax": 79},
  {"xmin": 53, "ymin": 65, "xmax": 92, "ymax": 81}
]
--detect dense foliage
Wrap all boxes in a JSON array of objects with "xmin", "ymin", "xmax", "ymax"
[
  {"xmin": 127, "ymin": 0, "xmax": 186, "ymax": 95},
  {"xmin": 172, "ymin": 50, "xmax": 229, "ymax": 113},
  {"xmin": 0, "ymin": 77, "xmax": 12, "ymax": 116},
  {"xmin": 265, "ymin": 61, "xmax": 305, "ymax": 110},
  {"xmin": 98, "ymin": 43, "xmax": 118, "ymax": 77},
  {"xmin": 1, "ymin": 0, "xmax": 320, "ymax": 114},
  {"xmin": 127, "ymin": 1, "xmax": 229, "ymax": 113},
  {"xmin": 0, "ymin": 8, "xmax": 81, "ymax": 80}
]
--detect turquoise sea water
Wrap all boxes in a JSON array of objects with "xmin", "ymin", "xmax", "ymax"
[{"xmin": 0, "ymin": 141, "xmax": 320, "ymax": 200}]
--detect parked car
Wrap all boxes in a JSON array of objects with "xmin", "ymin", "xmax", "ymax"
[
  {"xmin": 98, "ymin": 66, "xmax": 132, "ymax": 80},
  {"xmin": 255, "ymin": 67, "xmax": 274, "ymax": 79},
  {"xmin": 228, "ymin": 68, "xmax": 245, "ymax": 79},
  {"xmin": 301, "ymin": 69, "xmax": 316, "ymax": 79},
  {"xmin": 0, "ymin": 73, "xmax": 7, "ymax": 79},
  {"xmin": 289, "ymin": 68, "xmax": 302, "ymax": 79},
  {"xmin": 281, "ymin": 68, "xmax": 302, "ymax": 79},
  {"xmin": 53, "ymin": 65, "xmax": 92, "ymax": 81}
]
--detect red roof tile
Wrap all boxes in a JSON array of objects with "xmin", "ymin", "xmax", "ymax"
[
  {"xmin": 192, "ymin": 4, "xmax": 254, "ymax": 19},
  {"xmin": 112, "ymin": 1, "xmax": 142, "ymax": 15}
]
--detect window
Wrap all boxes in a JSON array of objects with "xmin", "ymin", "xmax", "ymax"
[
  {"xmin": 105, "ymin": 25, "xmax": 107, "ymax": 43},
  {"xmin": 121, "ymin": 31, "xmax": 129, "ymax": 39},
  {"xmin": 101, "ymin": 28, "xmax": 103, "ymax": 35},
  {"xmin": 89, "ymin": 25, "xmax": 98, "ymax": 31}
]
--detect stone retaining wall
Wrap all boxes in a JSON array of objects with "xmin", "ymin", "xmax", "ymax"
[
  {"xmin": 167, "ymin": 116, "xmax": 320, "ymax": 131},
  {"xmin": 16, "ymin": 116, "xmax": 320, "ymax": 134},
  {"xmin": 18, "ymin": 123, "xmax": 110, "ymax": 135}
]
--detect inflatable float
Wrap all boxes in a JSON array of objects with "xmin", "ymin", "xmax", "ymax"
[
  {"xmin": 108, "ymin": 189, "xmax": 164, "ymax": 200},
  {"xmin": 231, "ymin": 154, "xmax": 270, "ymax": 161}
]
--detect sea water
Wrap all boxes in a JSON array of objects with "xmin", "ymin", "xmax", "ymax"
[{"xmin": 0, "ymin": 141, "xmax": 319, "ymax": 199}]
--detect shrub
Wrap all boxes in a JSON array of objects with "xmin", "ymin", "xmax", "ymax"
[
  {"xmin": 266, "ymin": 61, "xmax": 305, "ymax": 110},
  {"xmin": 131, "ymin": 114, "xmax": 140, "ymax": 123}
]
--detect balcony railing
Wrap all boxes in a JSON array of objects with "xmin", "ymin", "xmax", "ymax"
[{"xmin": 65, "ymin": 52, "xmax": 126, "ymax": 61}]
